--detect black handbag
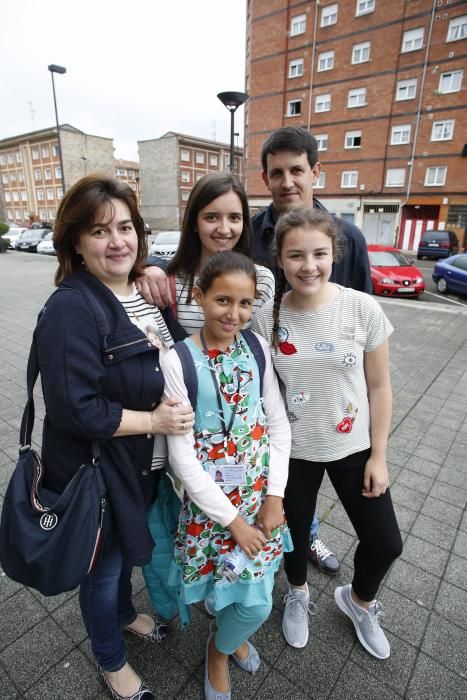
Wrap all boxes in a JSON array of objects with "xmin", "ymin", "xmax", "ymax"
[{"xmin": 0, "ymin": 329, "xmax": 108, "ymax": 596}]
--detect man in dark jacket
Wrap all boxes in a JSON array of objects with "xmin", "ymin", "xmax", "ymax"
[{"xmin": 254, "ymin": 127, "xmax": 372, "ymax": 577}]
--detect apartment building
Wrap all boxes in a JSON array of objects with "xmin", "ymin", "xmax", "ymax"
[
  {"xmin": 0, "ymin": 125, "xmax": 114, "ymax": 224},
  {"xmin": 138, "ymin": 132, "xmax": 244, "ymax": 230},
  {"xmin": 115, "ymin": 159, "xmax": 141, "ymax": 205},
  {"xmin": 245, "ymin": 0, "xmax": 467, "ymax": 250}
]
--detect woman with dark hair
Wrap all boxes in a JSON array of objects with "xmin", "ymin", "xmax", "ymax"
[
  {"xmin": 143, "ymin": 172, "xmax": 275, "ymax": 332},
  {"xmin": 36, "ymin": 174, "xmax": 194, "ymax": 700}
]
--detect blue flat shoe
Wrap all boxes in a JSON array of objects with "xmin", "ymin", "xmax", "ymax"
[
  {"xmin": 204, "ymin": 633, "xmax": 231, "ymax": 700},
  {"xmin": 232, "ymin": 640, "xmax": 261, "ymax": 673}
]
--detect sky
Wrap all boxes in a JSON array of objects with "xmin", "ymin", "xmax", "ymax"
[{"xmin": 2, "ymin": 0, "xmax": 247, "ymax": 161}]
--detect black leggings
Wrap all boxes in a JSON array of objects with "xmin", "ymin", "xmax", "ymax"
[{"xmin": 283, "ymin": 449, "xmax": 403, "ymax": 601}]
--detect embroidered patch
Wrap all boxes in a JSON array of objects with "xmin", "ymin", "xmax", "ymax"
[
  {"xmin": 277, "ymin": 326, "xmax": 297, "ymax": 355},
  {"xmin": 336, "ymin": 403, "xmax": 359, "ymax": 433},
  {"xmin": 287, "ymin": 411, "xmax": 299, "ymax": 423},
  {"xmin": 277, "ymin": 327, "xmax": 289, "ymax": 343},
  {"xmin": 291, "ymin": 390, "xmax": 310, "ymax": 406},
  {"xmin": 315, "ymin": 342, "xmax": 334, "ymax": 352},
  {"xmin": 342, "ymin": 352, "xmax": 357, "ymax": 368}
]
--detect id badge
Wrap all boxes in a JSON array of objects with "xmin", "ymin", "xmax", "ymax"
[{"xmin": 209, "ymin": 462, "xmax": 246, "ymax": 486}]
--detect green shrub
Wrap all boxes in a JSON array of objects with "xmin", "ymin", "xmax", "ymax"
[
  {"xmin": 0, "ymin": 222, "xmax": 10, "ymax": 235},
  {"xmin": 0, "ymin": 236, "xmax": 9, "ymax": 253}
]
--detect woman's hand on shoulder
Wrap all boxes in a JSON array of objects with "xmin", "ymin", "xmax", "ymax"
[
  {"xmin": 135, "ymin": 266, "xmax": 172, "ymax": 307},
  {"xmin": 228, "ymin": 514, "xmax": 267, "ymax": 559},
  {"xmin": 362, "ymin": 454, "xmax": 389, "ymax": 498},
  {"xmin": 255, "ymin": 495, "xmax": 283, "ymax": 539},
  {"xmin": 151, "ymin": 397, "xmax": 194, "ymax": 435}
]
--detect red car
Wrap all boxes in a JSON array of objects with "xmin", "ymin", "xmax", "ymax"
[{"xmin": 368, "ymin": 245, "xmax": 425, "ymax": 298}]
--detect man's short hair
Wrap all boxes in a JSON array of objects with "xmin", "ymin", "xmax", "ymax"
[{"xmin": 261, "ymin": 127, "xmax": 319, "ymax": 172}]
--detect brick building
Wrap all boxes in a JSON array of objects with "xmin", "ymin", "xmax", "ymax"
[
  {"xmin": 245, "ymin": 0, "xmax": 467, "ymax": 250},
  {"xmin": 115, "ymin": 159, "xmax": 141, "ymax": 205},
  {"xmin": 138, "ymin": 132, "xmax": 244, "ymax": 231},
  {"xmin": 0, "ymin": 125, "xmax": 114, "ymax": 224}
]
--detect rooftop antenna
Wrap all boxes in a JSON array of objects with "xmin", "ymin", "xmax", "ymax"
[{"xmin": 28, "ymin": 101, "xmax": 37, "ymax": 129}]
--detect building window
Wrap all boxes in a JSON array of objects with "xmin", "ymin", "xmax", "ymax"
[
  {"xmin": 315, "ymin": 134, "xmax": 328, "ymax": 151},
  {"xmin": 37, "ymin": 189, "xmax": 45, "ymax": 200},
  {"xmin": 195, "ymin": 152, "xmax": 205, "ymax": 164},
  {"xmin": 39, "ymin": 208, "xmax": 47, "ymax": 220},
  {"xmin": 321, "ymin": 3, "xmax": 338, "ymax": 27},
  {"xmin": 21, "ymin": 190, "xmax": 27, "ymax": 202},
  {"xmin": 386, "ymin": 169, "xmax": 406, "ymax": 187},
  {"xmin": 42, "ymin": 146, "xmax": 50, "ymax": 158},
  {"xmin": 356, "ymin": 0, "xmax": 375, "ymax": 16},
  {"xmin": 15, "ymin": 209, "xmax": 22, "ymax": 221},
  {"xmin": 0, "ymin": 154, "xmax": 5, "ymax": 165},
  {"xmin": 52, "ymin": 144, "xmax": 59, "ymax": 157},
  {"xmin": 12, "ymin": 191, "xmax": 19, "ymax": 202},
  {"xmin": 315, "ymin": 171, "xmax": 326, "ymax": 189},
  {"xmin": 347, "ymin": 87, "xmax": 367, "ymax": 108},
  {"xmin": 44, "ymin": 168, "xmax": 52, "ymax": 180},
  {"xmin": 4, "ymin": 192, "xmax": 11, "ymax": 202},
  {"xmin": 47, "ymin": 188, "xmax": 54, "ymax": 200},
  {"xmin": 2, "ymin": 173, "xmax": 8, "ymax": 184},
  {"xmin": 290, "ymin": 14, "xmax": 306, "ymax": 36},
  {"xmin": 438, "ymin": 70, "xmax": 463, "ymax": 94},
  {"xmin": 15, "ymin": 151, "xmax": 22, "ymax": 163},
  {"xmin": 425, "ymin": 166, "xmax": 447, "ymax": 186},
  {"xmin": 315, "ymin": 93, "xmax": 331, "ymax": 112},
  {"xmin": 18, "ymin": 171, "xmax": 24, "ymax": 182},
  {"xmin": 344, "ymin": 130, "xmax": 362, "ymax": 148},
  {"xmin": 181, "ymin": 190, "xmax": 190, "ymax": 201},
  {"xmin": 55, "ymin": 166, "xmax": 62, "ymax": 179},
  {"xmin": 57, "ymin": 187, "xmax": 63, "ymax": 199},
  {"xmin": 196, "ymin": 173, "xmax": 204, "ymax": 182},
  {"xmin": 401, "ymin": 28, "xmax": 424, "ymax": 53},
  {"xmin": 391, "ymin": 125, "xmax": 411, "ymax": 144},
  {"xmin": 287, "ymin": 99, "xmax": 302, "ymax": 116},
  {"xmin": 34, "ymin": 169, "xmax": 41, "ymax": 181},
  {"xmin": 396, "ymin": 78, "xmax": 417, "ymax": 100},
  {"xmin": 32, "ymin": 148, "xmax": 39, "ymax": 160},
  {"xmin": 352, "ymin": 41, "xmax": 370, "ymax": 64},
  {"xmin": 447, "ymin": 15, "xmax": 467, "ymax": 42},
  {"xmin": 180, "ymin": 149, "xmax": 190, "ymax": 162},
  {"xmin": 7, "ymin": 153, "xmax": 14, "ymax": 164},
  {"xmin": 341, "ymin": 171, "xmax": 358, "ymax": 188},
  {"xmin": 181, "ymin": 171, "xmax": 190, "ymax": 183},
  {"xmin": 431, "ymin": 120, "xmax": 454, "ymax": 141},
  {"xmin": 318, "ymin": 50, "xmax": 334, "ymax": 72},
  {"xmin": 48, "ymin": 208, "xmax": 56, "ymax": 220},
  {"xmin": 209, "ymin": 154, "xmax": 218, "ymax": 166},
  {"xmin": 288, "ymin": 58, "xmax": 304, "ymax": 78},
  {"xmin": 10, "ymin": 171, "xmax": 16, "ymax": 182}
]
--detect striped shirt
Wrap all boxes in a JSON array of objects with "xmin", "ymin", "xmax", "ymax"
[
  {"xmin": 116, "ymin": 285, "xmax": 173, "ymax": 470},
  {"xmin": 173, "ymin": 264, "xmax": 275, "ymax": 334},
  {"xmin": 252, "ymin": 286, "xmax": 393, "ymax": 462}
]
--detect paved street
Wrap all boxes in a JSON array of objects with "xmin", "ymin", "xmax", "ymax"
[{"xmin": 0, "ymin": 252, "xmax": 466, "ymax": 700}]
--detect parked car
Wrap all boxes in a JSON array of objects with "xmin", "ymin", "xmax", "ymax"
[
  {"xmin": 5, "ymin": 225, "xmax": 27, "ymax": 249},
  {"xmin": 432, "ymin": 254, "xmax": 467, "ymax": 296},
  {"xmin": 31, "ymin": 221, "xmax": 52, "ymax": 230},
  {"xmin": 14, "ymin": 228, "xmax": 51, "ymax": 253},
  {"xmin": 36, "ymin": 231, "xmax": 56, "ymax": 255},
  {"xmin": 417, "ymin": 229, "xmax": 459, "ymax": 260},
  {"xmin": 149, "ymin": 230, "xmax": 181, "ymax": 259},
  {"xmin": 368, "ymin": 245, "xmax": 425, "ymax": 298}
]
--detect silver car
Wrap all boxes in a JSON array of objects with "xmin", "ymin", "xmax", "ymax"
[
  {"xmin": 149, "ymin": 231, "xmax": 181, "ymax": 260},
  {"xmin": 37, "ymin": 231, "xmax": 56, "ymax": 255}
]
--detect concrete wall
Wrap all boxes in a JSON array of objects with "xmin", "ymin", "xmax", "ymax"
[
  {"xmin": 138, "ymin": 136, "xmax": 179, "ymax": 230},
  {"xmin": 62, "ymin": 130, "xmax": 115, "ymax": 187}
]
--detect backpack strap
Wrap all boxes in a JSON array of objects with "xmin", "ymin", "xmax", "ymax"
[
  {"xmin": 173, "ymin": 341, "xmax": 198, "ymax": 408},
  {"xmin": 240, "ymin": 329, "xmax": 265, "ymax": 396}
]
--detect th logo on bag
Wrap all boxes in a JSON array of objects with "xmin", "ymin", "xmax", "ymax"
[{"xmin": 40, "ymin": 513, "xmax": 58, "ymax": 530}]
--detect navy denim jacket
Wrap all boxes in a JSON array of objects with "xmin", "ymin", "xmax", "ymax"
[{"xmin": 35, "ymin": 270, "xmax": 186, "ymax": 565}]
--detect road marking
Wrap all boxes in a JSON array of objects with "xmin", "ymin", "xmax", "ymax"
[{"xmin": 423, "ymin": 291, "xmax": 467, "ymax": 307}]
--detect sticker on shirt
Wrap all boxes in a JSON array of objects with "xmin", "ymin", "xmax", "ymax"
[
  {"xmin": 342, "ymin": 352, "xmax": 357, "ymax": 368},
  {"xmin": 291, "ymin": 390, "xmax": 310, "ymax": 406},
  {"xmin": 315, "ymin": 342, "xmax": 334, "ymax": 352},
  {"xmin": 143, "ymin": 324, "xmax": 170, "ymax": 350},
  {"xmin": 287, "ymin": 411, "xmax": 299, "ymax": 424},
  {"xmin": 277, "ymin": 326, "xmax": 297, "ymax": 355},
  {"xmin": 336, "ymin": 403, "xmax": 359, "ymax": 433},
  {"xmin": 209, "ymin": 463, "xmax": 246, "ymax": 486}
]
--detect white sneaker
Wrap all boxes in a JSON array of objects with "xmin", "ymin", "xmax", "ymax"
[
  {"xmin": 334, "ymin": 584, "xmax": 390, "ymax": 659},
  {"xmin": 282, "ymin": 586, "xmax": 317, "ymax": 648}
]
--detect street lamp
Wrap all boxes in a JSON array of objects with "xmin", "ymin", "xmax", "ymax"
[
  {"xmin": 217, "ymin": 91, "xmax": 248, "ymax": 173},
  {"xmin": 48, "ymin": 64, "xmax": 67, "ymax": 191}
]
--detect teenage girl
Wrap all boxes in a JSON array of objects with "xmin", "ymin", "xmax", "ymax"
[
  {"xmin": 160, "ymin": 251, "xmax": 291, "ymax": 700},
  {"xmin": 252, "ymin": 208, "xmax": 402, "ymax": 660}
]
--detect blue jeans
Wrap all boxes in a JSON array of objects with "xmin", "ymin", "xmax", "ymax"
[
  {"xmin": 310, "ymin": 513, "xmax": 319, "ymax": 539},
  {"xmin": 214, "ymin": 601, "xmax": 272, "ymax": 655},
  {"xmin": 79, "ymin": 540, "xmax": 136, "ymax": 671}
]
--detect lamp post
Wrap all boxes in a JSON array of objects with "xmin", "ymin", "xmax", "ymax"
[
  {"xmin": 48, "ymin": 64, "xmax": 67, "ymax": 191},
  {"xmin": 217, "ymin": 91, "xmax": 248, "ymax": 173}
]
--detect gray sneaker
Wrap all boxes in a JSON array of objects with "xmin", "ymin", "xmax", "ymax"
[
  {"xmin": 282, "ymin": 587, "xmax": 317, "ymax": 648},
  {"xmin": 334, "ymin": 584, "xmax": 390, "ymax": 659}
]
